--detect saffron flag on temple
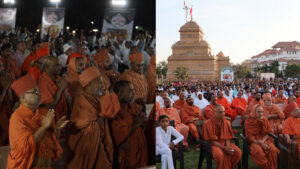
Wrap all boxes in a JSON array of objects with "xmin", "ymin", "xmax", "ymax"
[{"xmin": 189, "ymin": 6, "xmax": 192, "ymax": 15}]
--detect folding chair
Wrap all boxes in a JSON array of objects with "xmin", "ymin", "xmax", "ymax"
[{"xmin": 278, "ymin": 134, "xmax": 299, "ymax": 169}]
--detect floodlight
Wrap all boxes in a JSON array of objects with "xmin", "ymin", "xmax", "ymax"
[
  {"xmin": 50, "ymin": 0, "xmax": 60, "ymax": 3},
  {"xmin": 91, "ymin": 21, "xmax": 94, "ymax": 25},
  {"xmin": 4, "ymin": 0, "xmax": 15, "ymax": 4},
  {"xmin": 72, "ymin": 30, "xmax": 76, "ymax": 34},
  {"xmin": 112, "ymin": 0, "xmax": 126, "ymax": 6},
  {"xmin": 36, "ymin": 29, "xmax": 40, "ymax": 32},
  {"xmin": 92, "ymin": 29, "xmax": 99, "ymax": 32},
  {"xmin": 66, "ymin": 26, "xmax": 70, "ymax": 30}
]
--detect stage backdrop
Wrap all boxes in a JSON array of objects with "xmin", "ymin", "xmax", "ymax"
[
  {"xmin": 102, "ymin": 8, "xmax": 135, "ymax": 41},
  {"xmin": 41, "ymin": 7, "xmax": 65, "ymax": 39},
  {"xmin": 221, "ymin": 67, "xmax": 234, "ymax": 82},
  {"xmin": 0, "ymin": 8, "xmax": 16, "ymax": 31}
]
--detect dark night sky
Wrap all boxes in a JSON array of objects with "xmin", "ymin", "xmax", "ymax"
[{"xmin": 0, "ymin": 0, "xmax": 155, "ymax": 33}]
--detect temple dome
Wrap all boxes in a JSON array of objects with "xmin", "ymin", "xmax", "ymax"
[{"xmin": 179, "ymin": 21, "xmax": 203, "ymax": 33}]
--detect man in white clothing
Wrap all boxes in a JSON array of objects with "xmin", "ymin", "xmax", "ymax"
[
  {"xmin": 194, "ymin": 92, "xmax": 209, "ymax": 110},
  {"xmin": 156, "ymin": 115, "xmax": 184, "ymax": 169},
  {"xmin": 224, "ymin": 89, "xmax": 233, "ymax": 104},
  {"xmin": 58, "ymin": 44, "xmax": 72, "ymax": 67}
]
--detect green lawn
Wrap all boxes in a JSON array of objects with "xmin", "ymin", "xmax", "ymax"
[{"xmin": 156, "ymin": 128, "xmax": 261, "ymax": 169}]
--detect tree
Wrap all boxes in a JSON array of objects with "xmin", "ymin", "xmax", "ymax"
[
  {"xmin": 285, "ymin": 64, "xmax": 300, "ymax": 78},
  {"xmin": 256, "ymin": 61, "xmax": 280, "ymax": 77},
  {"xmin": 156, "ymin": 61, "xmax": 168, "ymax": 81},
  {"xmin": 174, "ymin": 67, "xmax": 189, "ymax": 81},
  {"xmin": 234, "ymin": 64, "xmax": 251, "ymax": 79}
]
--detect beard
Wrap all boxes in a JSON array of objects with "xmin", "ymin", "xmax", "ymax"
[
  {"xmin": 104, "ymin": 64, "xmax": 113, "ymax": 70},
  {"xmin": 256, "ymin": 98, "xmax": 260, "ymax": 101},
  {"xmin": 188, "ymin": 102, "xmax": 193, "ymax": 106}
]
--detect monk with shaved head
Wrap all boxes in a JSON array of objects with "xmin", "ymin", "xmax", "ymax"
[
  {"xmin": 201, "ymin": 104, "xmax": 242, "ymax": 169},
  {"xmin": 203, "ymin": 95, "xmax": 218, "ymax": 119}
]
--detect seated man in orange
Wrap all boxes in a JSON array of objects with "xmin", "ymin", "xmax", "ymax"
[
  {"xmin": 244, "ymin": 92, "xmax": 264, "ymax": 118},
  {"xmin": 203, "ymin": 95, "xmax": 218, "ymax": 119},
  {"xmin": 217, "ymin": 91, "xmax": 235, "ymax": 120},
  {"xmin": 174, "ymin": 92, "xmax": 186, "ymax": 111},
  {"xmin": 262, "ymin": 93, "xmax": 285, "ymax": 135},
  {"xmin": 273, "ymin": 89, "xmax": 287, "ymax": 104},
  {"xmin": 282, "ymin": 104, "xmax": 300, "ymax": 158},
  {"xmin": 7, "ymin": 74, "xmax": 68, "ymax": 169},
  {"xmin": 283, "ymin": 95, "xmax": 297, "ymax": 118},
  {"xmin": 156, "ymin": 98, "xmax": 189, "ymax": 149},
  {"xmin": 231, "ymin": 89, "xmax": 247, "ymax": 116},
  {"xmin": 201, "ymin": 104, "xmax": 242, "ymax": 169},
  {"xmin": 245, "ymin": 104, "xmax": 280, "ymax": 169},
  {"xmin": 180, "ymin": 97, "xmax": 203, "ymax": 142}
]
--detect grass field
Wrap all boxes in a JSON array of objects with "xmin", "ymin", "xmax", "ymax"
[{"xmin": 156, "ymin": 128, "xmax": 262, "ymax": 169}]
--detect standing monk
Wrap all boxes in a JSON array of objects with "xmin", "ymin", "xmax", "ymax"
[
  {"xmin": 146, "ymin": 54, "xmax": 156, "ymax": 103},
  {"xmin": 120, "ymin": 52, "xmax": 148, "ymax": 103},
  {"xmin": 93, "ymin": 49, "xmax": 119, "ymax": 93},
  {"xmin": 156, "ymin": 98, "xmax": 189, "ymax": 148},
  {"xmin": 231, "ymin": 90, "xmax": 247, "ymax": 116},
  {"xmin": 111, "ymin": 80, "xmax": 148, "ymax": 169},
  {"xmin": 173, "ymin": 93, "xmax": 186, "ymax": 111},
  {"xmin": 0, "ymin": 44, "xmax": 20, "ymax": 146},
  {"xmin": 282, "ymin": 105, "xmax": 300, "ymax": 158},
  {"xmin": 201, "ymin": 105, "xmax": 242, "ymax": 169},
  {"xmin": 262, "ymin": 93, "xmax": 285, "ymax": 135},
  {"xmin": 67, "ymin": 57, "xmax": 87, "ymax": 99},
  {"xmin": 66, "ymin": 67, "xmax": 115, "ymax": 169},
  {"xmin": 216, "ymin": 92, "xmax": 235, "ymax": 120},
  {"xmin": 38, "ymin": 56, "xmax": 69, "ymax": 121},
  {"xmin": 180, "ymin": 97, "xmax": 203, "ymax": 141},
  {"xmin": 245, "ymin": 104, "xmax": 280, "ymax": 169},
  {"xmin": 7, "ymin": 74, "xmax": 68, "ymax": 169}
]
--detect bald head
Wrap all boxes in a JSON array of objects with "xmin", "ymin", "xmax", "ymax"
[
  {"xmin": 44, "ymin": 56, "xmax": 61, "ymax": 78},
  {"xmin": 213, "ymin": 104, "xmax": 225, "ymax": 119},
  {"xmin": 163, "ymin": 97, "xmax": 171, "ymax": 108},
  {"xmin": 211, "ymin": 95, "xmax": 217, "ymax": 105}
]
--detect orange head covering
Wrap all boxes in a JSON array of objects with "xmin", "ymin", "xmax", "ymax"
[
  {"xmin": 68, "ymin": 56, "xmax": 87, "ymax": 73},
  {"xmin": 129, "ymin": 52, "xmax": 143, "ymax": 62},
  {"xmin": 11, "ymin": 74, "xmax": 36, "ymax": 96},
  {"xmin": 263, "ymin": 93, "xmax": 272, "ymax": 100},
  {"xmin": 94, "ymin": 49, "xmax": 110, "ymax": 63},
  {"xmin": 79, "ymin": 66, "xmax": 100, "ymax": 87},
  {"xmin": 41, "ymin": 42, "xmax": 50, "ymax": 48},
  {"xmin": 36, "ymin": 47, "xmax": 50, "ymax": 59},
  {"xmin": 66, "ymin": 52, "xmax": 83, "ymax": 64}
]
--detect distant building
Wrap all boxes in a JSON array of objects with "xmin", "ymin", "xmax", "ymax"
[
  {"xmin": 166, "ymin": 20, "xmax": 230, "ymax": 81},
  {"xmin": 251, "ymin": 41, "xmax": 300, "ymax": 74}
]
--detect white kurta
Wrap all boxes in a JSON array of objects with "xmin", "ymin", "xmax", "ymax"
[{"xmin": 156, "ymin": 126, "xmax": 184, "ymax": 169}]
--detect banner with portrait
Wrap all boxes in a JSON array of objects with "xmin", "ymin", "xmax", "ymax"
[
  {"xmin": 0, "ymin": 8, "xmax": 16, "ymax": 31},
  {"xmin": 102, "ymin": 8, "xmax": 135, "ymax": 41},
  {"xmin": 221, "ymin": 67, "xmax": 234, "ymax": 82},
  {"xmin": 41, "ymin": 7, "xmax": 65, "ymax": 39}
]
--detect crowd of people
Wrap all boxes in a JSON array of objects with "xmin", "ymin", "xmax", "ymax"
[
  {"xmin": 0, "ymin": 26, "xmax": 156, "ymax": 169},
  {"xmin": 155, "ymin": 79, "xmax": 300, "ymax": 169}
]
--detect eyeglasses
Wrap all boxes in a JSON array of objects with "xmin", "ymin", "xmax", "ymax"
[{"xmin": 25, "ymin": 88, "xmax": 40, "ymax": 95}]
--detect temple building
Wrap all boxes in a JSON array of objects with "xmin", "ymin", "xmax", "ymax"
[{"xmin": 166, "ymin": 20, "xmax": 230, "ymax": 81}]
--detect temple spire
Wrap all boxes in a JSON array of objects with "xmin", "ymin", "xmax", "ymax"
[
  {"xmin": 190, "ymin": 5, "xmax": 193, "ymax": 21},
  {"xmin": 183, "ymin": 2, "xmax": 190, "ymax": 22}
]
